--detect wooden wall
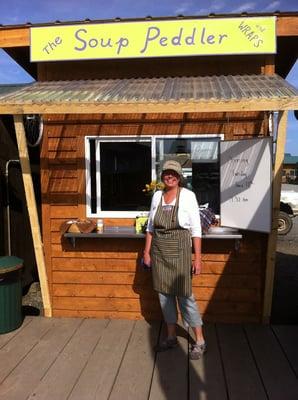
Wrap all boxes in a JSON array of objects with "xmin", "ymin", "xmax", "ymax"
[
  {"xmin": 37, "ymin": 54, "xmax": 267, "ymax": 80},
  {"xmin": 41, "ymin": 112, "xmax": 268, "ymax": 322}
]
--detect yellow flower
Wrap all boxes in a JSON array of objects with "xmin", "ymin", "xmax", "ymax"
[{"xmin": 142, "ymin": 180, "xmax": 165, "ymax": 194}]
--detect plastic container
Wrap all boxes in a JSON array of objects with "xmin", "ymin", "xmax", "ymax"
[
  {"xmin": 96, "ymin": 219, "xmax": 104, "ymax": 233},
  {"xmin": 135, "ymin": 214, "xmax": 148, "ymax": 234},
  {"xmin": 0, "ymin": 256, "xmax": 23, "ymax": 334}
]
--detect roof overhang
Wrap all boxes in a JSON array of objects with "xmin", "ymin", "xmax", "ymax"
[
  {"xmin": 0, "ymin": 74, "xmax": 297, "ymax": 114},
  {"xmin": 0, "ymin": 99, "xmax": 297, "ymax": 114},
  {"xmin": 1, "ymin": 13, "xmax": 297, "ymax": 79}
]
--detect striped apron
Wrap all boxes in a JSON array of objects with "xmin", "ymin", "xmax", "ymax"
[{"xmin": 151, "ymin": 188, "xmax": 193, "ymax": 297}]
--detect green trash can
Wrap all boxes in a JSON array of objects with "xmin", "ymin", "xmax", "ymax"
[{"xmin": 0, "ymin": 256, "xmax": 23, "ymax": 334}]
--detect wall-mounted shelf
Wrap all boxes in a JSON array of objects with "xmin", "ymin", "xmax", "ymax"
[{"xmin": 64, "ymin": 226, "xmax": 242, "ymax": 248}]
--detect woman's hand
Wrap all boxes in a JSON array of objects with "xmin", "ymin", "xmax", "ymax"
[
  {"xmin": 192, "ymin": 258, "xmax": 202, "ymax": 275},
  {"xmin": 192, "ymin": 237, "xmax": 202, "ymax": 275},
  {"xmin": 143, "ymin": 232, "xmax": 153, "ymax": 268},
  {"xmin": 143, "ymin": 252, "xmax": 151, "ymax": 268}
]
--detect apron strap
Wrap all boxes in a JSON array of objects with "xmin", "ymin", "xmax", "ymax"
[{"xmin": 171, "ymin": 186, "xmax": 181, "ymax": 224}]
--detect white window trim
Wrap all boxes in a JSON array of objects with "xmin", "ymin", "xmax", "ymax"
[{"xmin": 85, "ymin": 134, "xmax": 223, "ymax": 218}]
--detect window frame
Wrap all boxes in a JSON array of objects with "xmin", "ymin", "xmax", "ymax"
[{"xmin": 85, "ymin": 134, "xmax": 223, "ymax": 218}]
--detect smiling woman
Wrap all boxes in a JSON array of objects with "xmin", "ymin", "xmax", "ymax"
[{"xmin": 143, "ymin": 159, "xmax": 206, "ymax": 358}]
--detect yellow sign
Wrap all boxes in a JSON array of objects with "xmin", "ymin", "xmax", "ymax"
[{"xmin": 30, "ymin": 17, "xmax": 276, "ymax": 62}]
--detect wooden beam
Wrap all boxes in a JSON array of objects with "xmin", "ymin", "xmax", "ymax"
[
  {"xmin": 262, "ymin": 110, "xmax": 288, "ymax": 324},
  {"xmin": 1, "ymin": 98, "xmax": 298, "ymax": 115},
  {"xmin": 277, "ymin": 16, "xmax": 298, "ymax": 36},
  {"xmin": 264, "ymin": 55, "xmax": 275, "ymax": 75},
  {"xmin": 13, "ymin": 115, "xmax": 52, "ymax": 317},
  {"xmin": 0, "ymin": 27, "xmax": 30, "ymax": 47}
]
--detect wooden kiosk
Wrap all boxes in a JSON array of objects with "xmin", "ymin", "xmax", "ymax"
[{"xmin": 0, "ymin": 12, "xmax": 297, "ymax": 322}]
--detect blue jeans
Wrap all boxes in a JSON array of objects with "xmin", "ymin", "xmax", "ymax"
[{"xmin": 158, "ymin": 292, "xmax": 203, "ymax": 327}]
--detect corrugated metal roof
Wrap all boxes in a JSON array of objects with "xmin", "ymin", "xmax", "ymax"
[
  {"xmin": 0, "ymin": 74, "xmax": 297, "ymax": 114},
  {"xmin": 284, "ymin": 154, "xmax": 298, "ymax": 164},
  {"xmin": 0, "ymin": 75, "xmax": 297, "ymax": 105},
  {"xmin": 0, "ymin": 11, "xmax": 297, "ymax": 29},
  {"xmin": 0, "ymin": 84, "xmax": 30, "ymax": 97}
]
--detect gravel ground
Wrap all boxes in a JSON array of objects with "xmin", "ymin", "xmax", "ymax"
[{"xmin": 22, "ymin": 282, "xmax": 43, "ymax": 316}]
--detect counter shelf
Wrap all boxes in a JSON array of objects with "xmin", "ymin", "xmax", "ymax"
[{"xmin": 64, "ymin": 226, "xmax": 242, "ymax": 249}]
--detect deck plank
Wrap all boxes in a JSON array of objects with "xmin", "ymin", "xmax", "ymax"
[
  {"xmin": 149, "ymin": 322, "xmax": 188, "ymax": 400},
  {"xmin": 0, "ymin": 317, "xmax": 33, "ymax": 349},
  {"xmin": 0, "ymin": 317, "xmax": 55, "ymax": 383},
  {"xmin": 109, "ymin": 320, "xmax": 161, "ymax": 400},
  {"xmin": 27, "ymin": 319, "xmax": 109, "ymax": 400},
  {"xmin": 0, "ymin": 317, "xmax": 82, "ymax": 400},
  {"xmin": 1, "ymin": 317, "xmax": 297, "ymax": 400},
  {"xmin": 216, "ymin": 324, "xmax": 267, "ymax": 400},
  {"xmin": 245, "ymin": 324, "xmax": 298, "ymax": 400},
  {"xmin": 68, "ymin": 319, "xmax": 135, "ymax": 400},
  {"xmin": 189, "ymin": 324, "xmax": 228, "ymax": 400},
  {"xmin": 271, "ymin": 325, "xmax": 298, "ymax": 377}
]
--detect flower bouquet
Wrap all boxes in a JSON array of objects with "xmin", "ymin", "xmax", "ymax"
[{"xmin": 142, "ymin": 180, "xmax": 165, "ymax": 196}]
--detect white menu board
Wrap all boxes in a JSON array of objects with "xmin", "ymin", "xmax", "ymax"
[{"xmin": 220, "ymin": 138, "xmax": 272, "ymax": 233}]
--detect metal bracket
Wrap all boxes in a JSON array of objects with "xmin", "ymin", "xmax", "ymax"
[{"xmin": 235, "ymin": 239, "xmax": 241, "ymax": 251}]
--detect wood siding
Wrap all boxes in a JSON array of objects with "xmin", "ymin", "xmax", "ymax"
[
  {"xmin": 37, "ymin": 55, "xmax": 265, "ymax": 80},
  {"xmin": 41, "ymin": 112, "xmax": 268, "ymax": 322}
]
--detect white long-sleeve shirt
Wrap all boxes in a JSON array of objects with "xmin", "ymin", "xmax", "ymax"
[{"xmin": 146, "ymin": 188, "xmax": 202, "ymax": 238}]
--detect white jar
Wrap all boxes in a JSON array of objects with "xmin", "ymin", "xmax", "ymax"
[{"xmin": 96, "ymin": 219, "xmax": 104, "ymax": 233}]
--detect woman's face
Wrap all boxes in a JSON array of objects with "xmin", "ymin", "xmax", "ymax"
[{"xmin": 161, "ymin": 169, "xmax": 180, "ymax": 189}]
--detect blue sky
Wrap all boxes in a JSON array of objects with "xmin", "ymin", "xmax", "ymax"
[{"xmin": 0, "ymin": 0, "xmax": 297, "ymax": 154}]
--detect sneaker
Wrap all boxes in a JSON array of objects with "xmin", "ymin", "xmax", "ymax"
[
  {"xmin": 155, "ymin": 337, "xmax": 178, "ymax": 352},
  {"xmin": 189, "ymin": 342, "xmax": 206, "ymax": 360}
]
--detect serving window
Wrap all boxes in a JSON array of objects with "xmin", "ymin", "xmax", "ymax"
[
  {"xmin": 156, "ymin": 137, "xmax": 220, "ymax": 214},
  {"xmin": 85, "ymin": 135, "xmax": 221, "ymax": 218}
]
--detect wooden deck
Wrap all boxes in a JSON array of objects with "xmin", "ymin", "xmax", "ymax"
[{"xmin": 0, "ymin": 317, "xmax": 297, "ymax": 400}]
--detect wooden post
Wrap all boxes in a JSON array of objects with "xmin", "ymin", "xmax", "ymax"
[
  {"xmin": 13, "ymin": 115, "xmax": 52, "ymax": 317},
  {"xmin": 263, "ymin": 110, "xmax": 288, "ymax": 323}
]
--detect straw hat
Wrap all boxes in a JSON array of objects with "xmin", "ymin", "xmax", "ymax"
[{"xmin": 162, "ymin": 160, "xmax": 183, "ymax": 177}]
